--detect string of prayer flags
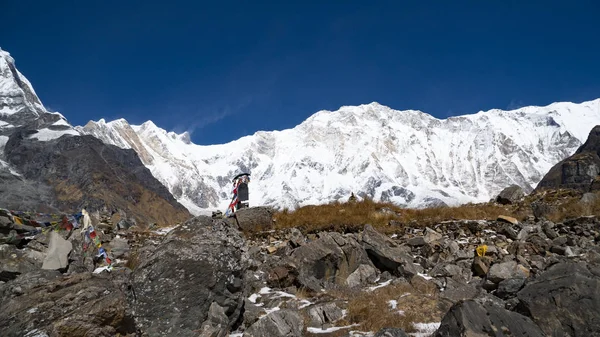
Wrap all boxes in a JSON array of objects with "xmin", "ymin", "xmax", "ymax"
[{"xmin": 84, "ymin": 225, "xmax": 112, "ymax": 267}]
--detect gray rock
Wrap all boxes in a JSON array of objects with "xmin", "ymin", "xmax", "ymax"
[
  {"xmin": 517, "ymin": 262, "xmax": 600, "ymax": 337},
  {"xmin": 448, "ymin": 241, "xmax": 460, "ymax": 255},
  {"xmin": 345, "ymin": 263, "xmax": 378, "ymax": 288},
  {"xmin": 291, "ymin": 231, "xmax": 374, "ymax": 291},
  {"xmin": 307, "ymin": 302, "xmax": 345, "ymax": 328},
  {"xmin": 581, "ymin": 192, "xmax": 598, "ymax": 203},
  {"xmin": 0, "ymin": 245, "xmax": 41, "ymax": 281},
  {"xmin": 424, "ymin": 227, "xmax": 443, "ymax": 243},
  {"xmin": 233, "ymin": 207, "xmax": 274, "ymax": 233},
  {"xmin": 441, "ymin": 278, "xmax": 480, "ymax": 304},
  {"xmin": 41, "ymin": 231, "xmax": 72, "ymax": 270},
  {"xmin": 107, "ymin": 236, "xmax": 129, "ymax": 259},
  {"xmin": 496, "ymin": 185, "xmax": 524, "ymax": 205},
  {"xmin": 407, "ymin": 236, "xmax": 426, "ymax": 247},
  {"xmin": 243, "ymin": 310, "xmax": 304, "ymax": 337},
  {"xmin": 433, "ymin": 300, "xmax": 544, "ymax": 337},
  {"xmin": 361, "ymin": 225, "xmax": 416, "ymax": 278},
  {"xmin": 198, "ymin": 302, "xmax": 229, "ymax": 337},
  {"xmin": 131, "ymin": 216, "xmax": 246, "ymax": 337},
  {"xmin": 288, "ymin": 228, "xmax": 305, "ymax": 247},
  {"xmin": 374, "ymin": 327, "xmax": 410, "ymax": 337},
  {"xmin": 0, "ymin": 271, "xmax": 136, "ymax": 337},
  {"xmin": 487, "ymin": 261, "xmax": 529, "ymax": 284},
  {"xmin": 242, "ymin": 299, "xmax": 264, "ymax": 329},
  {"xmin": 496, "ymin": 278, "xmax": 525, "ymax": 299}
]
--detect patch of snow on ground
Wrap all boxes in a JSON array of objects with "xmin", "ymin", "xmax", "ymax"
[
  {"xmin": 388, "ymin": 300, "xmax": 398, "ymax": 309},
  {"xmin": 299, "ymin": 299, "xmax": 313, "ymax": 309},
  {"xmin": 417, "ymin": 273, "xmax": 433, "ymax": 280},
  {"xmin": 307, "ymin": 324, "xmax": 360, "ymax": 334},
  {"xmin": 248, "ymin": 293, "xmax": 260, "ymax": 303},
  {"xmin": 93, "ymin": 266, "xmax": 112, "ymax": 274},
  {"xmin": 27, "ymin": 307, "xmax": 38, "ymax": 314},
  {"xmin": 263, "ymin": 306, "xmax": 280, "ymax": 315},
  {"xmin": 24, "ymin": 329, "xmax": 49, "ymax": 337},
  {"xmin": 409, "ymin": 322, "xmax": 441, "ymax": 337},
  {"xmin": 154, "ymin": 226, "xmax": 177, "ymax": 235},
  {"xmin": 368, "ymin": 279, "xmax": 391, "ymax": 291},
  {"xmin": 228, "ymin": 333, "xmax": 243, "ymax": 337},
  {"xmin": 259, "ymin": 287, "xmax": 272, "ymax": 294},
  {"xmin": 272, "ymin": 290, "xmax": 296, "ymax": 299}
]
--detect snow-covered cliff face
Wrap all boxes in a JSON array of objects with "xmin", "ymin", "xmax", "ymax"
[
  {"xmin": 78, "ymin": 99, "xmax": 600, "ymax": 215},
  {"xmin": 0, "ymin": 48, "xmax": 79, "ymax": 176}
]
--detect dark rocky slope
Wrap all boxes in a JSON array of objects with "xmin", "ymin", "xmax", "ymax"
[
  {"xmin": 3, "ymin": 130, "xmax": 190, "ymax": 226},
  {"xmin": 2, "ymin": 204, "xmax": 600, "ymax": 336},
  {"xmin": 536, "ymin": 125, "xmax": 600, "ymax": 192}
]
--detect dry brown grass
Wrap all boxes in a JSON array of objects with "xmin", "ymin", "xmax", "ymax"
[
  {"xmin": 274, "ymin": 198, "xmax": 403, "ymax": 234},
  {"xmin": 273, "ymin": 198, "xmax": 526, "ymax": 234},
  {"xmin": 546, "ymin": 196, "xmax": 600, "ymax": 222},
  {"xmin": 345, "ymin": 281, "xmax": 442, "ymax": 333},
  {"xmin": 274, "ymin": 189, "xmax": 600, "ymax": 235}
]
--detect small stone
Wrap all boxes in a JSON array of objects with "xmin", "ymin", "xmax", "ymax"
[
  {"xmin": 472, "ymin": 256, "xmax": 490, "ymax": 276},
  {"xmin": 552, "ymin": 236, "xmax": 568, "ymax": 246},
  {"xmin": 487, "ymin": 261, "xmax": 528, "ymax": 284},
  {"xmin": 424, "ymin": 227, "xmax": 443, "ymax": 243},
  {"xmin": 497, "ymin": 215, "xmax": 519, "ymax": 225},
  {"xmin": 407, "ymin": 236, "xmax": 426, "ymax": 247},
  {"xmin": 497, "ymin": 278, "xmax": 526, "ymax": 298},
  {"xmin": 266, "ymin": 246, "xmax": 278, "ymax": 254}
]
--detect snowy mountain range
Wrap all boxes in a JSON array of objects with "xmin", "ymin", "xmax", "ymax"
[
  {"xmin": 78, "ymin": 99, "xmax": 600, "ymax": 215},
  {"xmin": 2, "ymin": 46, "xmax": 600, "ymax": 216}
]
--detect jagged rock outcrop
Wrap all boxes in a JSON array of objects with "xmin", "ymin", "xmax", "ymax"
[
  {"xmin": 536, "ymin": 125, "xmax": 600, "ymax": 192},
  {"xmin": 496, "ymin": 185, "xmax": 525, "ymax": 204},
  {"xmin": 517, "ymin": 262, "xmax": 600, "ymax": 336},
  {"xmin": 434, "ymin": 300, "xmax": 545, "ymax": 337},
  {"xmin": 290, "ymin": 231, "xmax": 376, "ymax": 291},
  {"xmin": 0, "ymin": 271, "xmax": 136, "ymax": 337},
  {"xmin": 243, "ymin": 310, "xmax": 304, "ymax": 337},
  {"xmin": 361, "ymin": 224, "xmax": 418, "ymax": 278},
  {"xmin": 130, "ymin": 216, "xmax": 247, "ymax": 336},
  {"xmin": 4, "ymin": 132, "xmax": 190, "ymax": 226}
]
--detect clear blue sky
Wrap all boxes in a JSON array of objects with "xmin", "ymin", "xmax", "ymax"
[{"xmin": 2, "ymin": 1, "xmax": 599, "ymax": 144}]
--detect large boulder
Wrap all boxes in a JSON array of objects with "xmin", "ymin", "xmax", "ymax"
[
  {"xmin": 536, "ymin": 125, "xmax": 600, "ymax": 192},
  {"xmin": 41, "ymin": 231, "xmax": 72, "ymax": 270},
  {"xmin": 0, "ymin": 244, "xmax": 43, "ymax": 281},
  {"xmin": 496, "ymin": 185, "xmax": 525, "ymax": 205},
  {"xmin": 361, "ymin": 225, "xmax": 417, "ymax": 277},
  {"xmin": 291, "ymin": 231, "xmax": 375, "ymax": 291},
  {"xmin": 487, "ymin": 261, "xmax": 529, "ymax": 284},
  {"xmin": 0, "ymin": 271, "xmax": 136, "ymax": 337},
  {"xmin": 517, "ymin": 262, "xmax": 600, "ymax": 336},
  {"xmin": 130, "ymin": 216, "xmax": 247, "ymax": 336},
  {"xmin": 433, "ymin": 300, "xmax": 544, "ymax": 337},
  {"xmin": 233, "ymin": 207, "xmax": 274, "ymax": 233},
  {"xmin": 243, "ymin": 310, "xmax": 304, "ymax": 337}
]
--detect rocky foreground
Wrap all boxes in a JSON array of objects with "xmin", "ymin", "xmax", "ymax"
[{"xmin": 1, "ymin": 206, "xmax": 600, "ymax": 337}]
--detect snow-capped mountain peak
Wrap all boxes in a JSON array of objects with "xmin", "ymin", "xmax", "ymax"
[
  {"xmin": 79, "ymin": 98, "xmax": 600, "ymax": 215},
  {"xmin": 0, "ymin": 48, "xmax": 80, "ymax": 148}
]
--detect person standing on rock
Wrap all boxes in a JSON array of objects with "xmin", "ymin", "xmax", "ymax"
[{"xmin": 225, "ymin": 173, "xmax": 250, "ymax": 217}]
